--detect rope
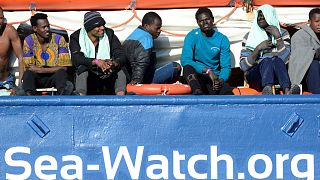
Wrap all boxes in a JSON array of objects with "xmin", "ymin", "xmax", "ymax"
[
  {"xmin": 110, "ymin": 10, "xmax": 136, "ymax": 29},
  {"xmin": 50, "ymin": 24, "xmax": 76, "ymax": 32},
  {"xmin": 281, "ymin": 21, "xmax": 307, "ymax": 28},
  {"xmin": 214, "ymin": 4, "xmax": 240, "ymax": 25},
  {"xmin": 7, "ymin": 3, "xmax": 36, "ymax": 25},
  {"xmin": 162, "ymin": 86, "xmax": 168, "ymax": 95},
  {"xmin": 7, "ymin": 4, "xmax": 242, "ymax": 37},
  {"xmin": 161, "ymin": 29, "xmax": 186, "ymax": 37},
  {"xmin": 7, "ymin": 18, "xmax": 30, "ymax": 25},
  {"xmin": 162, "ymin": 4, "xmax": 241, "ymax": 36},
  {"xmin": 132, "ymin": 10, "xmax": 142, "ymax": 22}
]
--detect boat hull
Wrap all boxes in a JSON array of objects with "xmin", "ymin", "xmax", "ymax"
[{"xmin": 0, "ymin": 95, "xmax": 319, "ymax": 179}]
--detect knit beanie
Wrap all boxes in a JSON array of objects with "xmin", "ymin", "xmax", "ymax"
[{"xmin": 83, "ymin": 11, "xmax": 106, "ymax": 32}]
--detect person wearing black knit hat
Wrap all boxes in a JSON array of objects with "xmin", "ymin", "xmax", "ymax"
[
  {"xmin": 69, "ymin": 11, "xmax": 127, "ymax": 95},
  {"xmin": 83, "ymin": 11, "xmax": 106, "ymax": 32}
]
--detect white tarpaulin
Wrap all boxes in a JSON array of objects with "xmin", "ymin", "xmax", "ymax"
[{"xmin": 5, "ymin": 7, "xmax": 315, "ymax": 81}]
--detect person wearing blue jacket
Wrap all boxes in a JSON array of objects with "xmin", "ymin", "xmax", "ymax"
[
  {"xmin": 123, "ymin": 12, "xmax": 181, "ymax": 85},
  {"xmin": 181, "ymin": 7, "xmax": 233, "ymax": 95}
]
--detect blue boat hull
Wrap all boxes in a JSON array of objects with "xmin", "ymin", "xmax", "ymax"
[{"xmin": 0, "ymin": 96, "xmax": 318, "ymax": 179}]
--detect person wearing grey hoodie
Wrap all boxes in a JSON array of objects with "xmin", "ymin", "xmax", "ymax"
[{"xmin": 288, "ymin": 8, "xmax": 320, "ymax": 94}]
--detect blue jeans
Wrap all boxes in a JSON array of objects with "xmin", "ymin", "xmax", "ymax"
[
  {"xmin": 246, "ymin": 57, "xmax": 291, "ymax": 89},
  {"xmin": 305, "ymin": 60, "xmax": 320, "ymax": 94},
  {"xmin": 0, "ymin": 74, "xmax": 15, "ymax": 90},
  {"xmin": 151, "ymin": 62, "xmax": 181, "ymax": 84}
]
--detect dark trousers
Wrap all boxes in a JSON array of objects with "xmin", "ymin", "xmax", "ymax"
[
  {"xmin": 22, "ymin": 69, "xmax": 68, "ymax": 95},
  {"xmin": 246, "ymin": 57, "xmax": 290, "ymax": 90},
  {"xmin": 86, "ymin": 71, "xmax": 119, "ymax": 95},
  {"xmin": 183, "ymin": 65, "xmax": 233, "ymax": 95},
  {"xmin": 305, "ymin": 60, "xmax": 320, "ymax": 94}
]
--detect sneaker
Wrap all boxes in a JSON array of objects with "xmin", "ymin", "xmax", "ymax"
[
  {"xmin": 289, "ymin": 84, "xmax": 301, "ymax": 94},
  {"xmin": 284, "ymin": 87, "xmax": 290, "ymax": 95},
  {"xmin": 262, "ymin": 85, "xmax": 273, "ymax": 95}
]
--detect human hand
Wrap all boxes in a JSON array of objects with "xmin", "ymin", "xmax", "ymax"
[
  {"xmin": 111, "ymin": 60, "xmax": 119, "ymax": 69},
  {"xmin": 96, "ymin": 59, "xmax": 111, "ymax": 74},
  {"xmin": 257, "ymin": 40, "xmax": 273, "ymax": 51},
  {"xmin": 207, "ymin": 70, "xmax": 218, "ymax": 82},
  {"xmin": 102, "ymin": 60, "xmax": 113, "ymax": 74},
  {"xmin": 129, "ymin": 80, "xmax": 139, "ymax": 85},
  {"xmin": 265, "ymin": 25, "xmax": 281, "ymax": 39},
  {"xmin": 28, "ymin": 64, "xmax": 42, "ymax": 73},
  {"xmin": 213, "ymin": 78, "xmax": 224, "ymax": 91},
  {"xmin": 105, "ymin": 59, "xmax": 113, "ymax": 67},
  {"xmin": 315, "ymin": 47, "xmax": 320, "ymax": 59},
  {"xmin": 106, "ymin": 59, "xmax": 119, "ymax": 71}
]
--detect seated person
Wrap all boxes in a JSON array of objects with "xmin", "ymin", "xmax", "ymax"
[
  {"xmin": 0, "ymin": 7, "xmax": 23, "ymax": 95},
  {"xmin": 181, "ymin": 7, "xmax": 233, "ymax": 95},
  {"xmin": 289, "ymin": 8, "xmax": 320, "ymax": 94},
  {"xmin": 240, "ymin": 4, "xmax": 293, "ymax": 94},
  {"xmin": 70, "ymin": 11, "xmax": 126, "ymax": 95},
  {"xmin": 22, "ymin": 13, "xmax": 72, "ymax": 95},
  {"xmin": 123, "ymin": 12, "xmax": 181, "ymax": 85}
]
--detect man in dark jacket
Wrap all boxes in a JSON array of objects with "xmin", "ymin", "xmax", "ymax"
[
  {"xmin": 69, "ymin": 11, "xmax": 126, "ymax": 95},
  {"xmin": 123, "ymin": 12, "xmax": 181, "ymax": 85}
]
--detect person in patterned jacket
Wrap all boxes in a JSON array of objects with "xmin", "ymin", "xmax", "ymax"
[{"xmin": 22, "ymin": 13, "xmax": 72, "ymax": 95}]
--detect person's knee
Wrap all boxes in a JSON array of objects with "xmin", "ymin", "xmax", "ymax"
[
  {"xmin": 260, "ymin": 58, "xmax": 274, "ymax": 65},
  {"xmin": 55, "ymin": 68, "xmax": 68, "ymax": 76},
  {"xmin": 272, "ymin": 57, "xmax": 285, "ymax": 65},
  {"xmin": 22, "ymin": 70, "xmax": 34, "ymax": 79},
  {"xmin": 171, "ymin": 62, "xmax": 182, "ymax": 79},
  {"xmin": 54, "ymin": 69, "xmax": 69, "ymax": 83},
  {"xmin": 54, "ymin": 69, "xmax": 68, "ymax": 86},
  {"xmin": 183, "ymin": 65, "xmax": 194, "ymax": 70},
  {"xmin": 183, "ymin": 65, "xmax": 196, "ymax": 75},
  {"xmin": 75, "ymin": 71, "xmax": 88, "ymax": 95},
  {"xmin": 259, "ymin": 58, "xmax": 275, "ymax": 73},
  {"xmin": 172, "ymin": 62, "xmax": 182, "ymax": 71},
  {"xmin": 77, "ymin": 71, "xmax": 89, "ymax": 79},
  {"xmin": 24, "ymin": 69, "xmax": 33, "ymax": 74}
]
